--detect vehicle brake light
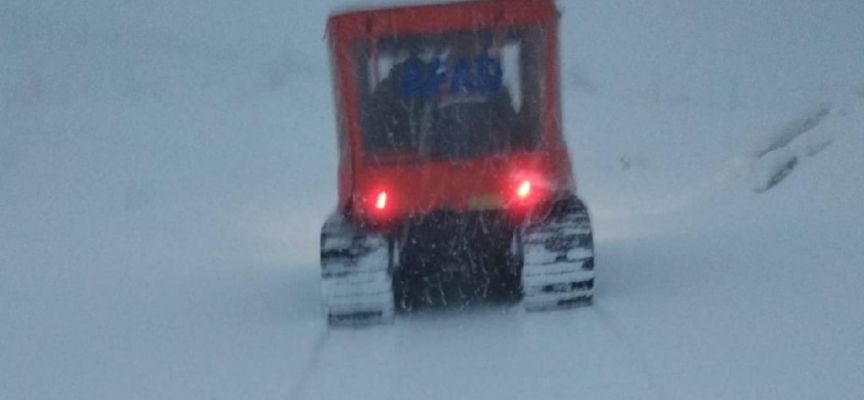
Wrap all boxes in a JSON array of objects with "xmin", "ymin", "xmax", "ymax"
[
  {"xmin": 375, "ymin": 191, "xmax": 388, "ymax": 210},
  {"xmin": 517, "ymin": 180, "xmax": 532, "ymax": 199}
]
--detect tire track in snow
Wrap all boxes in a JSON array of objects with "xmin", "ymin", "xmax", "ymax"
[
  {"xmin": 285, "ymin": 329, "xmax": 330, "ymax": 400},
  {"xmin": 288, "ymin": 306, "xmax": 669, "ymax": 400},
  {"xmin": 592, "ymin": 303, "xmax": 673, "ymax": 400}
]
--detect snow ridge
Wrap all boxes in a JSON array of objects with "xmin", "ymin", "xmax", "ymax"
[{"xmin": 721, "ymin": 88, "xmax": 861, "ymax": 192}]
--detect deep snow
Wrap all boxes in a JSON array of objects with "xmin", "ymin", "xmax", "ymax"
[{"xmin": 2, "ymin": 0, "xmax": 863, "ymax": 399}]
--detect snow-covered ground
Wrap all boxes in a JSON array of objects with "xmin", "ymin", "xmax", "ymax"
[{"xmin": 2, "ymin": 0, "xmax": 863, "ymax": 399}]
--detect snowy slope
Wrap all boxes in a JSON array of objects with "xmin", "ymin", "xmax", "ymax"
[{"xmin": 2, "ymin": 0, "xmax": 864, "ymax": 399}]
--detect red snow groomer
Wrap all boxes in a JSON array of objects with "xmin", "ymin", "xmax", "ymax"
[{"xmin": 322, "ymin": 0, "xmax": 594, "ymax": 325}]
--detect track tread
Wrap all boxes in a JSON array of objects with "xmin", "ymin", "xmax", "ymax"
[
  {"xmin": 321, "ymin": 213, "xmax": 395, "ymax": 327},
  {"xmin": 521, "ymin": 198, "xmax": 595, "ymax": 312}
]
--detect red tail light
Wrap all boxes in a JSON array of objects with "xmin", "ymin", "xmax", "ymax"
[
  {"xmin": 375, "ymin": 191, "xmax": 388, "ymax": 210},
  {"xmin": 516, "ymin": 180, "xmax": 532, "ymax": 199}
]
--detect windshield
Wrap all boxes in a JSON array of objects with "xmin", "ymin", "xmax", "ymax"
[{"xmin": 353, "ymin": 27, "xmax": 545, "ymax": 163}]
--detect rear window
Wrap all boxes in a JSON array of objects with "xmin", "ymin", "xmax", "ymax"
[{"xmin": 352, "ymin": 26, "xmax": 545, "ymax": 164}]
